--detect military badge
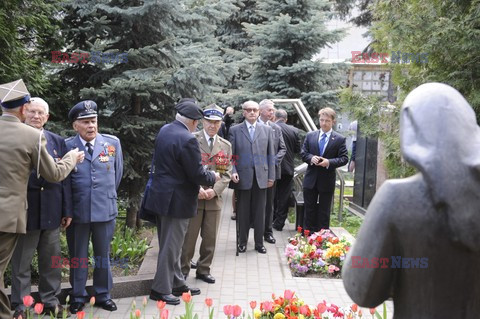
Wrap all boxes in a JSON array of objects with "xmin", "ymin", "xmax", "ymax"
[{"xmin": 214, "ymin": 150, "xmax": 229, "ymax": 174}]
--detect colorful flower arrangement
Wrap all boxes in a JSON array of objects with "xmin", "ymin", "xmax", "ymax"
[{"xmin": 285, "ymin": 228, "xmax": 351, "ymax": 277}]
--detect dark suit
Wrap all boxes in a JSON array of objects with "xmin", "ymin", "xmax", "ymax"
[
  {"xmin": 273, "ymin": 121, "xmax": 301, "ymax": 230},
  {"xmin": 301, "ymin": 130, "xmax": 348, "ymax": 232},
  {"xmin": 143, "ymin": 120, "xmax": 216, "ymax": 294},
  {"xmin": 10, "ymin": 130, "xmax": 72, "ymax": 310},
  {"xmin": 65, "ymin": 133, "xmax": 123, "ymax": 303},
  {"xmin": 258, "ymin": 120, "xmax": 285, "ymax": 238},
  {"xmin": 229, "ymin": 121, "xmax": 275, "ymax": 249}
]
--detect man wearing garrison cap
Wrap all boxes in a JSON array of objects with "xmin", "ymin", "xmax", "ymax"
[
  {"xmin": 64, "ymin": 100, "xmax": 123, "ymax": 314},
  {"xmin": 181, "ymin": 104, "xmax": 232, "ymax": 284},
  {"xmin": 0, "ymin": 79, "xmax": 84, "ymax": 318},
  {"xmin": 140, "ymin": 98, "xmax": 220, "ymax": 305}
]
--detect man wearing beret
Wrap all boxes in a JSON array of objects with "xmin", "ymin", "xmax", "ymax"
[
  {"xmin": 181, "ymin": 104, "xmax": 232, "ymax": 284},
  {"xmin": 141, "ymin": 98, "xmax": 220, "ymax": 305},
  {"xmin": 10, "ymin": 97, "xmax": 73, "ymax": 319},
  {"xmin": 65, "ymin": 100, "xmax": 123, "ymax": 314},
  {"xmin": 0, "ymin": 79, "xmax": 83, "ymax": 319}
]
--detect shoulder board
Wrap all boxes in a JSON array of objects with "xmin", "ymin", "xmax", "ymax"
[
  {"xmin": 102, "ymin": 134, "xmax": 119, "ymax": 141},
  {"xmin": 217, "ymin": 136, "xmax": 231, "ymax": 146},
  {"xmin": 65, "ymin": 136, "xmax": 74, "ymax": 142}
]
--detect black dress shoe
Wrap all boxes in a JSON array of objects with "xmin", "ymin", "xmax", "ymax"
[
  {"xmin": 196, "ymin": 273, "xmax": 215, "ymax": 284},
  {"xmin": 149, "ymin": 290, "xmax": 180, "ymax": 305},
  {"xmin": 264, "ymin": 234, "xmax": 276, "ymax": 244},
  {"xmin": 13, "ymin": 309, "xmax": 25, "ymax": 319},
  {"xmin": 231, "ymin": 213, "xmax": 236, "ymax": 220},
  {"xmin": 273, "ymin": 225, "xmax": 283, "ymax": 231},
  {"xmin": 238, "ymin": 245, "xmax": 246, "ymax": 253},
  {"xmin": 172, "ymin": 285, "xmax": 201, "ymax": 296},
  {"xmin": 190, "ymin": 260, "xmax": 197, "ymax": 269},
  {"xmin": 69, "ymin": 302, "xmax": 84, "ymax": 314},
  {"xmin": 255, "ymin": 246, "xmax": 267, "ymax": 254},
  {"xmin": 96, "ymin": 299, "xmax": 117, "ymax": 312}
]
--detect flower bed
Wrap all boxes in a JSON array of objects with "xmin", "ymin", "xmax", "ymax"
[{"xmin": 285, "ymin": 228, "xmax": 351, "ymax": 277}]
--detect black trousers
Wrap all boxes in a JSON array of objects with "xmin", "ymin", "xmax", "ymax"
[
  {"xmin": 273, "ymin": 174, "xmax": 293, "ymax": 230},
  {"xmin": 237, "ymin": 178, "xmax": 266, "ymax": 248},
  {"xmin": 303, "ymin": 186, "xmax": 334, "ymax": 233},
  {"xmin": 264, "ymin": 181, "xmax": 276, "ymax": 236}
]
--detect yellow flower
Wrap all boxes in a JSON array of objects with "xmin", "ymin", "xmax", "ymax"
[
  {"xmin": 299, "ymin": 315, "xmax": 305, "ymax": 319},
  {"xmin": 273, "ymin": 314, "xmax": 286, "ymax": 319},
  {"xmin": 254, "ymin": 309, "xmax": 262, "ymax": 319}
]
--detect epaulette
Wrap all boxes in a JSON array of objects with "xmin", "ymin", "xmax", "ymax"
[
  {"xmin": 217, "ymin": 136, "xmax": 231, "ymax": 147},
  {"xmin": 65, "ymin": 136, "xmax": 74, "ymax": 142},
  {"xmin": 102, "ymin": 133, "xmax": 119, "ymax": 141}
]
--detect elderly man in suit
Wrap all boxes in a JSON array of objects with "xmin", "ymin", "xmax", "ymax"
[
  {"xmin": 301, "ymin": 107, "xmax": 348, "ymax": 232},
  {"xmin": 257, "ymin": 99, "xmax": 285, "ymax": 244},
  {"xmin": 229, "ymin": 100, "xmax": 275, "ymax": 254},
  {"xmin": 181, "ymin": 104, "xmax": 232, "ymax": 284},
  {"xmin": 10, "ymin": 98, "xmax": 73, "ymax": 319},
  {"xmin": 65, "ymin": 100, "xmax": 123, "ymax": 314},
  {"xmin": 0, "ymin": 79, "xmax": 83, "ymax": 319},
  {"xmin": 141, "ymin": 99, "xmax": 220, "ymax": 305},
  {"xmin": 273, "ymin": 109, "xmax": 301, "ymax": 231}
]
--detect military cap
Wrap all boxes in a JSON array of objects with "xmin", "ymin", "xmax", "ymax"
[
  {"xmin": 203, "ymin": 104, "xmax": 224, "ymax": 121},
  {"xmin": 175, "ymin": 98, "xmax": 203, "ymax": 120},
  {"xmin": 0, "ymin": 79, "xmax": 31, "ymax": 109},
  {"xmin": 68, "ymin": 100, "xmax": 98, "ymax": 121}
]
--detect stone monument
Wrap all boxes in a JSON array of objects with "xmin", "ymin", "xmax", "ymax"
[{"xmin": 342, "ymin": 82, "xmax": 480, "ymax": 318}]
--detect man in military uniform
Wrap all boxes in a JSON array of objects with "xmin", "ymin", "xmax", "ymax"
[
  {"xmin": 0, "ymin": 79, "xmax": 83, "ymax": 318},
  {"xmin": 181, "ymin": 104, "xmax": 232, "ymax": 284},
  {"xmin": 65, "ymin": 101, "xmax": 123, "ymax": 314},
  {"xmin": 10, "ymin": 97, "xmax": 72, "ymax": 319}
]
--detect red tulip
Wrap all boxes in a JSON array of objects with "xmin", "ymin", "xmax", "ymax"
[
  {"xmin": 284, "ymin": 289, "xmax": 295, "ymax": 300},
  {"xmin": 157, "ymin": 300, "xmax": 166, "ymax": 310},
  {"xmin": 34, "ymin": 303, "xmax": 44, "ymax": 314},
  {"xmin": 135, "ymin": 309, "xmax": 141, "ymax": 318},
  {"xmin": 300, "ymin": 305, "xmax": 311, "ymax": 316},
  {"xmin": 160, "ymin": 309, "xmax": 169, "ymax": 319},
  {"xmin": 76, "ymin": 311, "xmax": 86, "ymax": 319},
  {"xmin": 369, "ymin": 308, "xmax": 376, "ymax": 315},
  {"xmin": 304, "ymin": 229, "xmax": 310, "ymax": 237},
  {"xmin": 317, "ymin": 302, "xmax": 327, "ymax": 314},
  {"xmin": 249, "ymin": 301, "xmax": 257, "ymax": 309},
  {"xmin": 297, "ymin": 226, "xmax": 302, "ymax": 233},
  {"xmin": 205, "ymin": 298, "xmax": 213, "ymax": 307},
  {"xmin": 23, "ymin": 295, "xmax": 34, "ymax": 307},
  {"xmin": 232, "ymin": 305, "xmax": 242, "ymax": 317},
  {"xmin": 182, "ymin": 292, "xmax": 192, "ymax": 303},
  {"xmin": 223, "ymin": 305, "xmax": 233, "ymax": 316},
  {"xmin": 350, "ymin": 304, "xmax": 358, "ymax": 312}
]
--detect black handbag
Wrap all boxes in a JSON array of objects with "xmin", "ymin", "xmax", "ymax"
[{"xmin": 138, "ymin": 156, "xmax": 157, "ymax": 223}]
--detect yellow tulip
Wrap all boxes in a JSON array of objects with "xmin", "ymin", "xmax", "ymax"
[
  {"xmin": 273, "ymin": 314, "xmax": 285, "ymax": 319},
  {"xmin": 254, "ymin": 309, "xmax": 262, "ymax": 319}
]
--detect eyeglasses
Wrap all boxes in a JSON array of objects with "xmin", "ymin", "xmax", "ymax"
[{"xmin": 243, "ymin": 108, "xmax": 259, "ymax": 113}]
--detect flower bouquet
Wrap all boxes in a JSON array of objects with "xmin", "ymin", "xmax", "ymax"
[{"xmin": 285, "ymin": 228, "xmax": 350, "ymax": 277}]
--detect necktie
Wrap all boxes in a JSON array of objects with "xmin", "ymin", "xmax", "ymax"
[
  {"xmin": 318, "ymin": 133, "xmax": 327, "ymax": 156},
  {"xmin": 86, "ymin": 142, "xmax": 93, "ymax": 156},
  {"xmin": 249, "ymin": 125, "xmax": 255, "ymax": 141},
  {"xmin": 209, "ymin": 137, "xmax": 214, "ymax": 151}
]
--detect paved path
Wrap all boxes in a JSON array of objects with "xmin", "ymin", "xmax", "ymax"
[{"xmin": 73, "ymin": 189, "xmax": 393, "ymax": 318}]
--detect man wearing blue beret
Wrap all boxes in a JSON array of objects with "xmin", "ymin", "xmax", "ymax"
[
  {"xmin": 65, "ymin": 100, "xmax": 123, "ymax": 314},
  {"xmin": 140, "ymin": 98, "xmax": 220, "ymax": 305}
]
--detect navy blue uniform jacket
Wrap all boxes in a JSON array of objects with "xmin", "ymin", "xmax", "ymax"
[
  {"xmin": 27, "ymin": 130, "xmax": 72, "ymax": 230},
  {"xmin": 144, "ymin": 120, "xmax": 216, "ymax": 219}
]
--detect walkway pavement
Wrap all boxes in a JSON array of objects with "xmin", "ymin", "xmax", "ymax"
[{"xmin": 68, "ymin": 189, "xmax": 393, "ymax": 318}]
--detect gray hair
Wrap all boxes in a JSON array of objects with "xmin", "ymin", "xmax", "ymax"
[
  {"xmin": 259, "ymin": 99, "xmax": 274, "ymax": 110},
  {"xmin": 30, "ymin": 97, "xmax": 49, "ymax": 114},
  {"xmin": 275, "ymin": 109, "xmax": 288, "ymax": 121}
]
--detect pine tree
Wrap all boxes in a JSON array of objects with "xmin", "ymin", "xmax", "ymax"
[
  {"xmin": 243, "ymin": 0, "xmax": 346, "ymax": 117},
  {"xmin": 57, "ymin": 0, "xmax": 235, "ymax": 227}
]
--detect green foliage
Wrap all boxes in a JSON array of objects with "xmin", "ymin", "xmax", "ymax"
[
  {"xmin": 339, "ymin": 88, "xmax": 416, "ymax": 179},
  {"xmin": 371, "ymin": 0, "xmax": 480, "ymax": 118},
  {"xmin": 110, "ymin": 220, "xmax": 151, "ymax": 266}
]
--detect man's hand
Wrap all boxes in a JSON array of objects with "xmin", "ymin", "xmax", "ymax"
[
  {"xmin": 204, "ymin": 188, "xmax": 216, "ymax": 200},
  {"xmin": 231, "ymin": 173, "xmax": 239, "ymax": 183},
  {"xmin": 198, "ymin": 187, "xmax": 207, "ymax": 200},
  {"xmin": 61, "ymin": 217, "xmax": 72, "ymax": 230},
  {"xmin": 311, "ymin": 155, "xmax": 322, "ymax": 166},
  {"xmin": 318, "ymin": 157, "xmax": 329, "ymax": 168},
  {"xmin": 267, "ymin": 180, "xmax": 274, "ymax": 188},
  {"xmin": 67, "ymin": 148, "xmax": 85, "ymax": 164}
]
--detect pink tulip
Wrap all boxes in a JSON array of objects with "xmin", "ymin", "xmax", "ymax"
[
  {"xmin": 263, "ymin": 301, "xmax": 274, "ymax": 312},
  {"xmin": 249, "ymin": 301, "xmax": 257, "ymax": 309},
  {"xmin": 284, "ymin": 289, "xmax": 295, "ymax": 300},
  {"xmin": 182, "ymin": 292, "xmax": 192, "ymax": 303},
  {"xmin": 300, "ymin": 305, "xmax": 309, "ymax": 315},
  {"xmin": 90, "ymin": 296, "xmax": 96, "ymax": 306},
  {"xmin": 160, "ymin": 309, "xmax": 169, "ymax": 319},
  {"xmin": 232, "ymin": 305, "xmax": 242, "ymax": 317},
  {"xmin": 223, "ymin": 305, "xmax": 233, "ymax": 316},
  {"xmin": 317, "ymin": 302, "xmax": 327, "ymax": 314},
  {"xmin": 34, "ymin": 303, "xmax": 44, "ymax": 315},
  {"xmin": 205, "ymin": 298, "xmax": 213, "ymax": 307},
  {"xmin": 135, "ymin": 309, "xmax": 141, "ymax": 318},
  {"xmin": 350, "ymin": 304, "xmax": 358, "ymax": 312},
  {"xmin": 23, "ymin": 295, "xmax": 34, "ymax": 307},
  {"xmin": 157, "ymin": 300, "xmax": 166, "ymax": 310},
  {"xmin": 369, "ymin": 308, "xmax": 376, "ymax": 315}
]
